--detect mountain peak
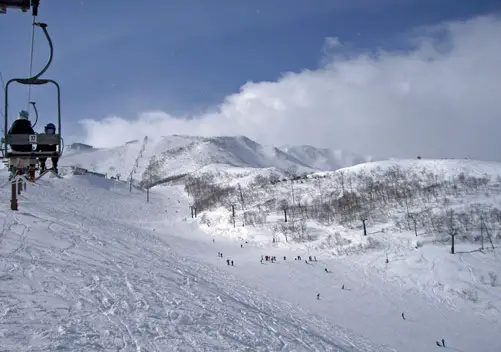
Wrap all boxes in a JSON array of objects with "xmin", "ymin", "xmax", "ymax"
[{"xmin": 63, "ymin": 135, "xmax": 373, "ymax": 182}]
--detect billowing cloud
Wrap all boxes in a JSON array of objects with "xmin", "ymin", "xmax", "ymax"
[{"xmin": 79, "ymin": 15, "xmax": 501, "ymax": 161}]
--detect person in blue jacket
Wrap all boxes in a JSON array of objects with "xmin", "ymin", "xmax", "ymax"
[{"xmin": 37, "ymin": 122, "xmax": 59, "ymax": 174}]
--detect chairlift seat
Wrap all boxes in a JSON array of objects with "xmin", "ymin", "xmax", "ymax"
[
  {"xmin": 6, "ymin": 151, "xmax": 58, "ymax": 158},
  {"xmin": 5, "ymin": 134, "xmax": 60, "ymax": 158},
  {"xmin": 5, "ymin": 133, "xmax": 59, "ymax": 145}
]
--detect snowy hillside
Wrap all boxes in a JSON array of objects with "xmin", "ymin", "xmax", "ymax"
[
  {"xmin": 62, "ymin": 135, "xmax": 372, "ymax": 186},
  {"xmin": 185, "ymin": 158, "xmax": 501, "ymax": 321},
  {"xmin": 0, "ymin": 160, "xmax": 500, "ymax": 350},
  {"xmin": 0, "ymin": 169, "xmax": 391, "ymax": 351}
]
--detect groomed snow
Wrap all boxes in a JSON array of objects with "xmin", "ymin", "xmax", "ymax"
[
  {"xmin": 0, "ymin": 169, "xmax": 390, "ymax": 351},
  {"xmin": 1, "ymin": 157, "xmax": 500, "ymax": 351}
]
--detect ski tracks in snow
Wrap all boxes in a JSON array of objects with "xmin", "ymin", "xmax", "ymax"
[{"xmin": 0, "ymin": 192, "xmax": 390, "ymax": 351}]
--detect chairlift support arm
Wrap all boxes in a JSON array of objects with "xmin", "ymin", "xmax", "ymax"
[
  {"xmin": 29, "ymin": 101, "xmax": 38, "ymax": 128},
  {"xmin": 31, "ymin": 22, "xmax": 53, "ymax": 80}
]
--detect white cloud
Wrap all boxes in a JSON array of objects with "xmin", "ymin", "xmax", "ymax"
[
  {"xmin": 324, "ymin": 36, "xmax": 342, "ymax": 49},
  {"xmin": 79, "ymin": 15, "xmax": 501, "ymax": 161}
]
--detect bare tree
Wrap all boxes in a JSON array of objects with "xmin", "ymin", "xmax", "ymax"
[
  {"xmin": 408, "ymin": 212, "xmax": 418, "ymax": 236},
  {"xmin": 285, "ymin": 165, "xmax": 298, "ymax": 205},
  {"xmin": 445, "ymin": 209, "xmax": 458, "ymax": 254},
  {"xmin": 361, "ymin": 217, "xmax": 368, "ymax": 236}
]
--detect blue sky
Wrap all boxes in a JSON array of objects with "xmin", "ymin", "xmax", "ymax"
[{"xmin": 1, "ymin": 0, "xmax": 501, "ymax": 159}]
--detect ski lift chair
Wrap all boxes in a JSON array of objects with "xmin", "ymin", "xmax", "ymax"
[
  {"xmin": 4, "ymin": 78, "xmax": 61, "ymax": 172},
  {"xmin": 3, "ymin": 19, "xmax": 61, "ymax": 176},
  {"xmin": 0, "ymin": 0, "xmax": 39, "ymax": 15}
]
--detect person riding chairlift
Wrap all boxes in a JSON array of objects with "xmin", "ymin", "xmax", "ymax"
[
  {"xmin": 8, "ymin": 110, "xmax": 35, "ymax": 152},
  {"xmin": 37, "ymin": 122, "xmax": 59, "ymax": 174},
  {"xmin": 7, "ymin": 110, "xmax": 36, "ymax": 180}
]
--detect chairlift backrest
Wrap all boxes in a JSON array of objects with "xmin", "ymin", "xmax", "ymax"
[
  {"xmin": 0, "ymin": 0, "xmax": 38, "ymax": 15},
  {"xmin": 6, "ymin": 133, "xmax": 59, "ymax": 145},
  {"xmin": 0, "ymin": 0, "xmax": 31, "ymax": 13}
]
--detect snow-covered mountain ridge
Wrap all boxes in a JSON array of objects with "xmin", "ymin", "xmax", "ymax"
[{"xmin": 62, "ymin": 135, "xmax": 376, "ymax": 185}]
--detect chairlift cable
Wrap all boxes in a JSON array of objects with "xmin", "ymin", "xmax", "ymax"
[
  {"xmin": 27, "ymin": 14, "xmax": 36, "ymax": 111},
  {"xmin": 0, "ymin": 71, "xmax": 5, "ymax": 119},
  {"xmin": 0, "ymin": 71, "xmax": 5, "ymax": 91}
]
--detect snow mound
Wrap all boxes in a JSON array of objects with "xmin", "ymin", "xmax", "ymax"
[{"xmin": 66, "ymin": 142, "xmax": 95, "ymax": 152}]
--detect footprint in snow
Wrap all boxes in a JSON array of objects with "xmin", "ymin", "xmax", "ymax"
[
  {"xmin": 0, "ymin": 274, "xmax": 14, "ymax": 281},
  {"xmin": 169, "ymin": 310, "xmax": 180, "ymax": 321}
]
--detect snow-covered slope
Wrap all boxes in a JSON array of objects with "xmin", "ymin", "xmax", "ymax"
[
  {"xmin": 62, "ymin": 135, "xmax": 372, "ymax": 186},
  {"xmin": 0, "ymin": 170, "xmax": 389, "ymax": 351},
  {"xmin": 0, "ymin": 161, "xmax": 500, "ymax": 351},
  {"xmin": 335, "ymin": 158, "xmax": 501, "ymax": 179},
  {"xmin": 186, "ymin": 158, "xmax": 501, "ymax": 338},
  {"xmin": 63, "ymin": 139, "xmax": 145, "ymax": 180}
]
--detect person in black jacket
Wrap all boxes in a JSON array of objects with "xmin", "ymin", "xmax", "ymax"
[
  {"xmin": 7, "ymin": 110, "xmax": 35, "ymax": 152},
  {"xmin": 37, "ymin": 122, "xmax": 59, "ymax": 174}
]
